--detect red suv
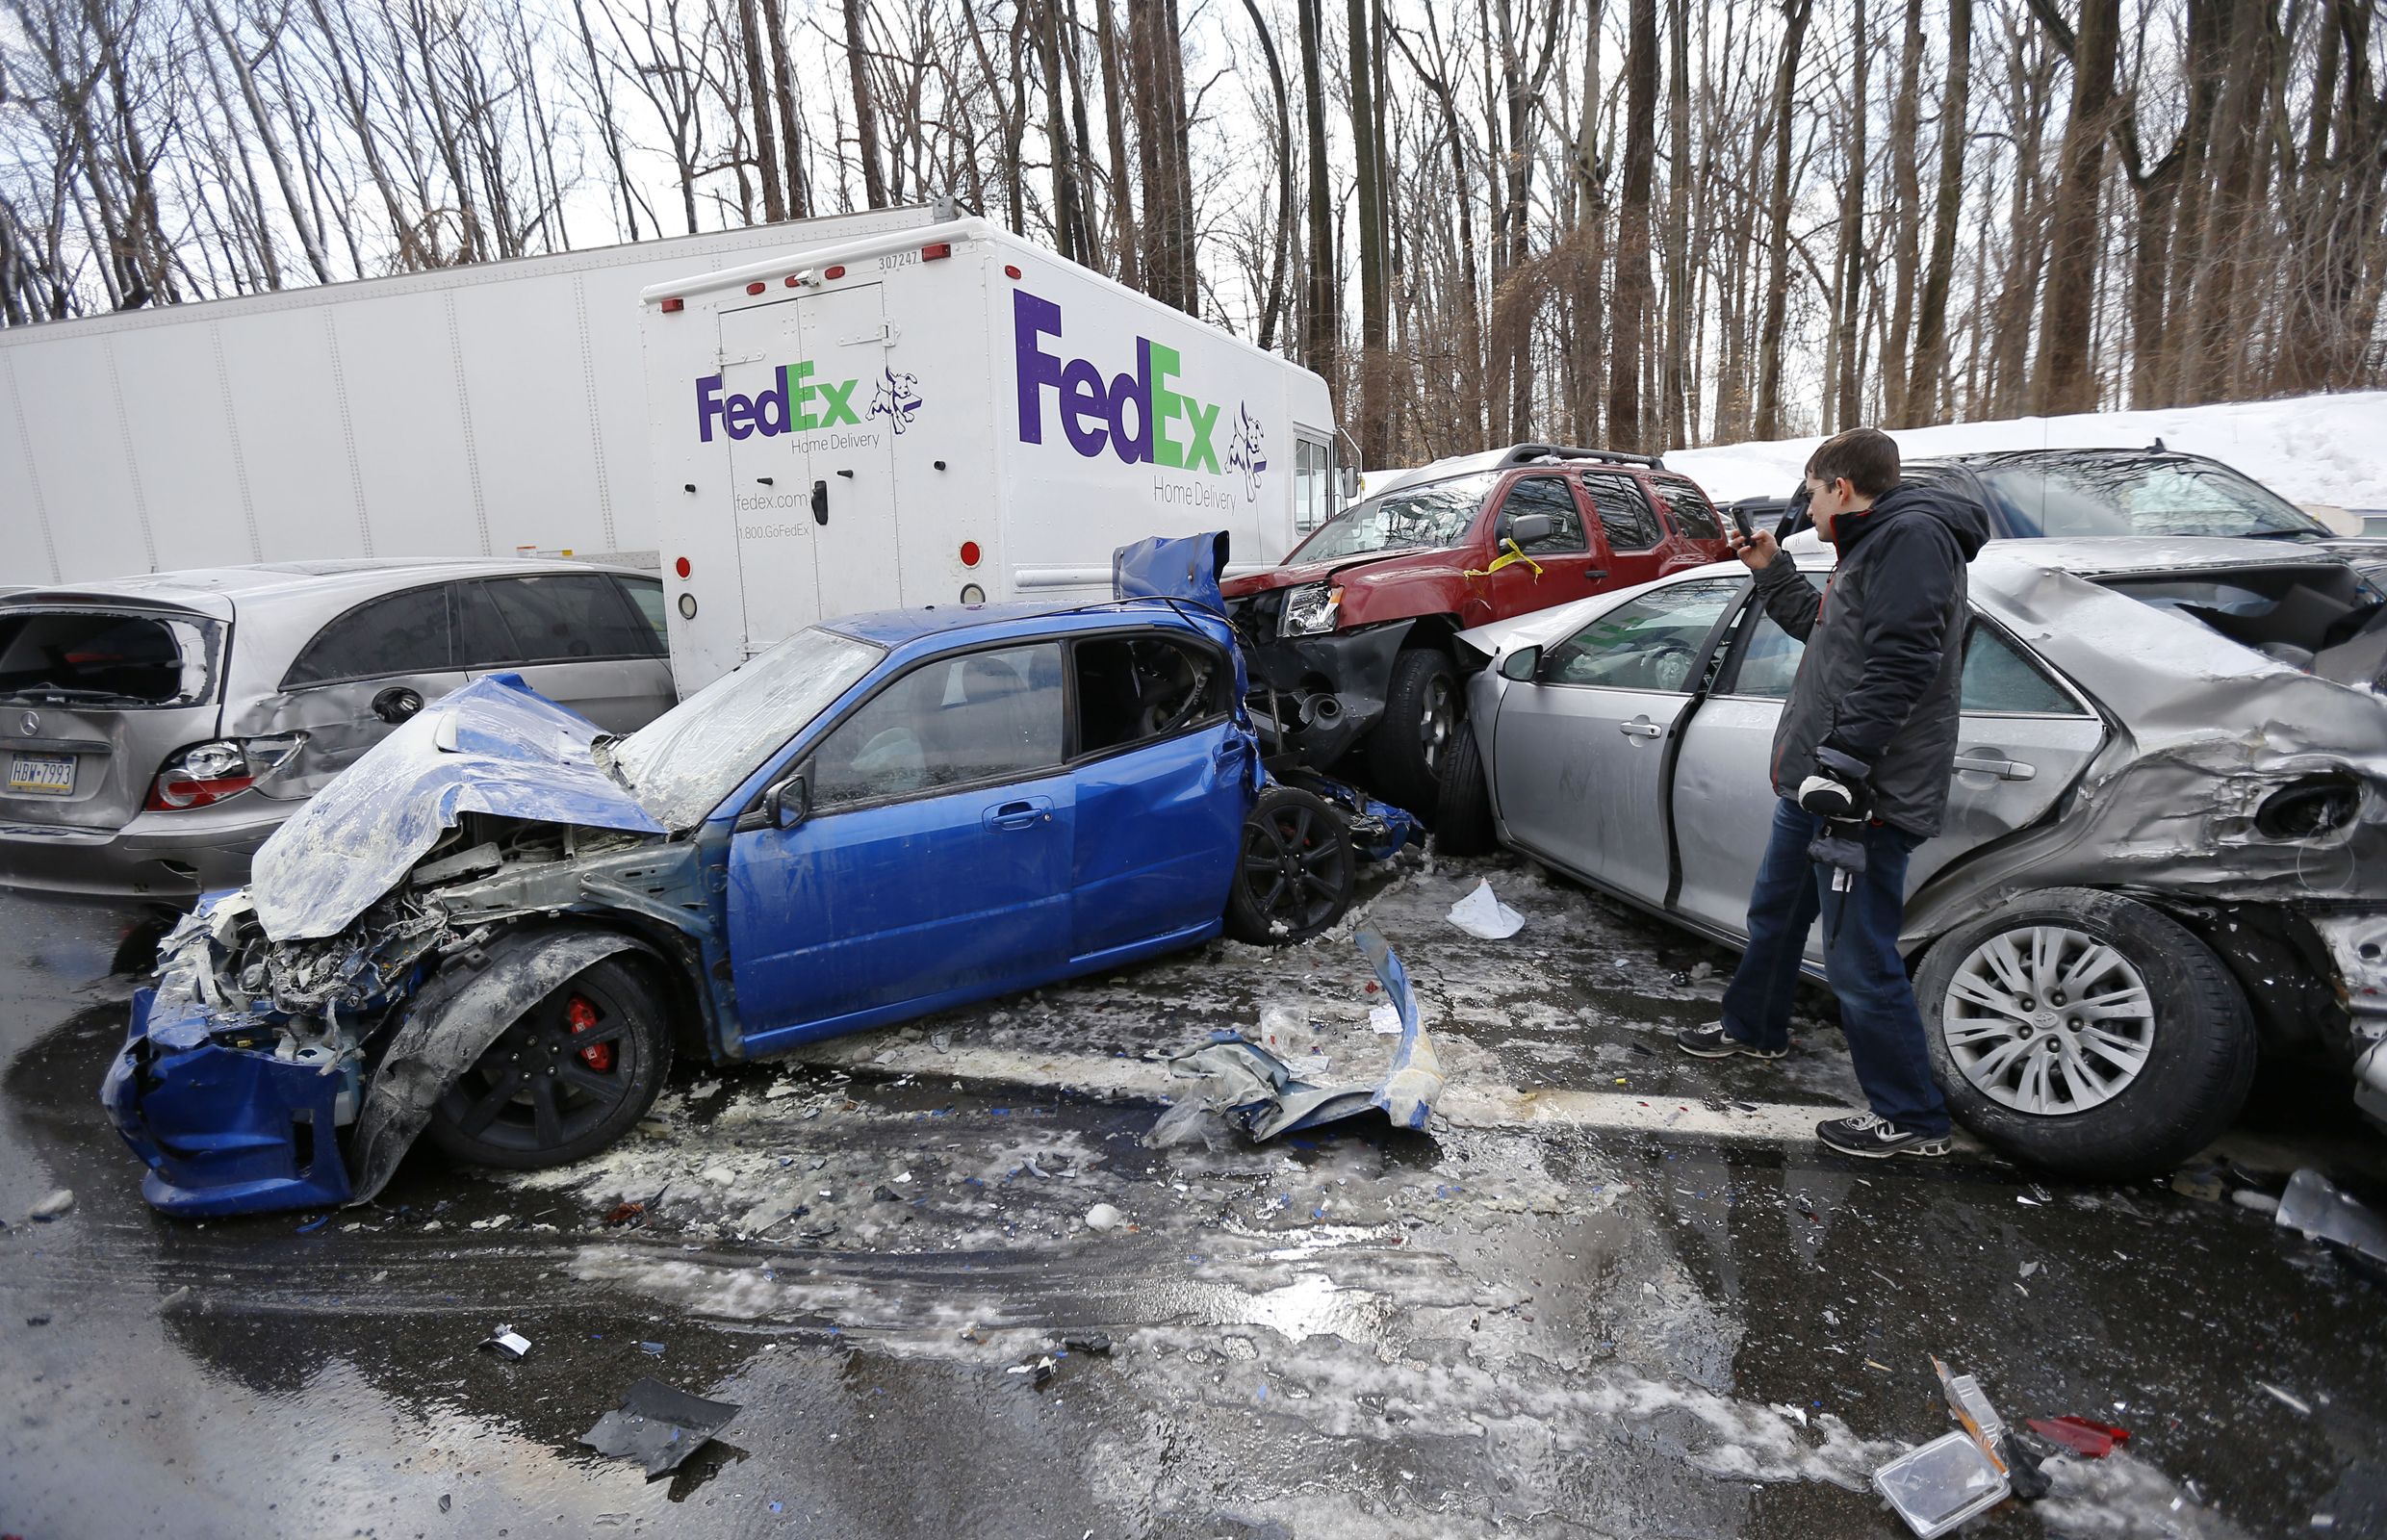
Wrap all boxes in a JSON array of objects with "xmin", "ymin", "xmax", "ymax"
[{"xmin": 1222, "ymin": 445, "xmax": 1733, "ymax": 812}]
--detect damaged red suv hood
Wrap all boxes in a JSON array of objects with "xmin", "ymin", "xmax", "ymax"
[{"xmin": 1222, "ymin": 545, "xmax": 1469, "ymax": 599}]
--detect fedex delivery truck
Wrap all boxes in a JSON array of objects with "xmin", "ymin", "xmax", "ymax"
[
  {"xmin": 0, "ymin": 204, "xmax": 946, "ymax": 584},
  {"xmin": 640, "ymin": 216, "xmax": 1346, "ymax": 691}
]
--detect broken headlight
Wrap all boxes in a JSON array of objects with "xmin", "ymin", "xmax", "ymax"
[
  {"xmin": 2254, "ymin": 774, "xmax": 2360, "ymax": 839},
  {"xmin": 1281, "ymin": 582, "xmax": 1343, "ymax": 636}
]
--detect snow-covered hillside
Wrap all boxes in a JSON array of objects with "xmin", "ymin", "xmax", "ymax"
[{"xmin": 1666, "ymin": 391, "xmax": 2387, "ymax": 509}]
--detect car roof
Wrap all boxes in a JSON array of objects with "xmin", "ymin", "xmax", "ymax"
[
  {"xmin": 825, "ymin": 596, "xmax": 1206, "ymax": 650},
  {"xmin": 1909, "ymin": 447, "xmax": 2229, "ymax": 471},
  {"xmin": 1371, "ymin": 447, "xmax": 1668, "ymax": 500},
  {"xmin": 0, "ymin": 558, "xmax": 649, "ymax": 619}
]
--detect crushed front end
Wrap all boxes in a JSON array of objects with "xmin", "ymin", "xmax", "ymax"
[{"xmin": 102, "ymin": 890, "xmax": 440, "ymax": 1216}]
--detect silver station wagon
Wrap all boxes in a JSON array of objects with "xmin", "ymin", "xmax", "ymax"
[
  {"xmin": 0, "ymin": 559, "xmax": 674, "ymax": 901},
  {"xmin": 1439, "ymin": 538, "xmax": 2387, "ymax": 1177}
]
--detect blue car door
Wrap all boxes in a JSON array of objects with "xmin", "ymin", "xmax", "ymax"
[
  {"xmin": 725, "ymin": 642, "xmax": 1074, "ymax": 1054},
  {"xmin": 1065, "ymin": 630, "xmax": 1248, "ymax": 961}
]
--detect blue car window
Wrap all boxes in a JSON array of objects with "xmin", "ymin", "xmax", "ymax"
[
  {"xmin": 811, "ymin": 643, "xmax": 1065, "ymax": 810},
  {"xmin": 1075, "ymin": 634, "xmax": 1226, "ymax": 756}
]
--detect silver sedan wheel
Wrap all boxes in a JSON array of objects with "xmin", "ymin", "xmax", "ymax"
[{"xmin": 1940, "ymin": 925, "xmax": 2157, "ymax": 1116}]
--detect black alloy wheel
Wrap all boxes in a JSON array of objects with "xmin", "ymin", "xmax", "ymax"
[
  {"xmin": 424, "ymin": 957, "xmax": 671, "ymax": 1169},
  {"xmin": 1224, "ymin": 786, "xmax": 1356, "ymax": 945}
]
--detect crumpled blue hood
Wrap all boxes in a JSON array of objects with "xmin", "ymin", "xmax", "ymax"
[
  {"xmin": 248, "ymin": 674, "xmax": 664, "ymax": 942},
  {"xmin": 1114, "ymin": 531, "xmax": 1230, "ymax": 612}
]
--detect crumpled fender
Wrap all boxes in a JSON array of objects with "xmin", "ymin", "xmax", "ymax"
[
  {"xmin": 1114, "ymin": 530, "xmax": 1231, "ymax": 612},
  {"xmin": 346, "ymin": 926, "xmax": 659, "ymax": 1204}
]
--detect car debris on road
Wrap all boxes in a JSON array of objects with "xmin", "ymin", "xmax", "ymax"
[{"xmin": 578, "ymin": 1376, "xmax": 740, "ymax": 1477}]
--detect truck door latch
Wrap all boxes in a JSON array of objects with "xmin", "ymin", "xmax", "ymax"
[{"xmin": 811, "ymin": 480, "xmax": 829, "ymax": 526}]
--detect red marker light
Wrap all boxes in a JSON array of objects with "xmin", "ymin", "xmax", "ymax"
[
  {"xmin": 675, "ymin": 556, "xmax": 691, "ymax": 578},
  {"xmin": 824, "ymin": 265, "xmax": 846, "ymax": 280},
  {"xmin": 745, "ymin": 281, "xmax": 766, "ymax": 295},
  {"xmin": 960, "ymin": 541, "xmax": 982, "ymax": 567},
  {"xmin": 784, "ymin": 274, "xmax": 801, "ymax": 287},
  {"xmin": 658, "ymin": 297, "xmax": 684, "ymax": 313},
  {"xmin": 921, "ymin": 243, "xmax": 952, "ymax": 261},
  {"xmin": 1003, "ymin": 264, "xmax": 1022, "ymax": 280}
]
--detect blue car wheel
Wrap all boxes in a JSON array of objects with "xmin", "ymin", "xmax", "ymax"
[
  {"xmin": 1225, "ymin": 785, "xmax": 1355, "ymax": 945},
  {"xmin": 424, "ymin": 958, "xmax": 673, "ymax": 1169}
]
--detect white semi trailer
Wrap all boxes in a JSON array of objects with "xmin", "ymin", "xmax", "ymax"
[
  {"xmin": 0, "ymin": 204, "xmax": 946, "ymax": 585},
  {"xmin": 640, "ymin": 216, "xmax": 1347, "ymax": 692}
]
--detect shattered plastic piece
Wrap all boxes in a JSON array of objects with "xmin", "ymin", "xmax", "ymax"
[
  {"xmin": 603, "ymin": 1201, "xmax": 646, "ymax": 1228},
  {"xmin": 578, "ymin": 1376, "xmax": 740, "ymax": 1477},
  {"xmin": 1150, "ymin": 931, "xmax": 1445, "ymax": 1144},
  {"xmin": 2235, "ymin": 1191, "xmax": 2282, "ymax": 1217},
  {"xmin": 1084, "ymin": 1203, "xmax": 1126, "ymax": 1233},
  {"xmin": 639, "ymin": 1342, "xmax": 666, "ymax": 1356},
  {"xmin": 2026, "ymin": 1417, "xmax": 2131, "ymax": 1458},
  {"xmin": 872, "ymin": 1185, "xmax": 904, "ymax": 1203},
  {"xmin": 1873, "ymin": 1431, "xmax": 2011, "ymax": 1539},
  {"xmin": 1997, "ymin": 1433, "xmax": 2051, "ymax": 1502},
  {"xmin": 1008, "ymin": 1354, "xmax": 1058, "ymax": 1389},
  {"xmin": 1447, "ymin": 880, "xmax": 1525, "ymax": 939},
  {"xmin": 479, "ymin": 1324, "xmax": 533, "ymax": 1360},
  {"xmin": 1369, "ymin": 1005, "xmax": 1401, "ymax": 1035},
  {"xmin": 1933, "ymin": 1357, "xmax": 2008, "ymax": 1459},
  {"xmin": 2274, "ymin": 1168, "xmax": 2387, "ymax": 1266},
  {"xmin": 29, "ymin": 1189, "xmax": 74, "ymax": 1221},
  {"xmin": 1062, "ymin": 1332, "xmax": 1113, "ymax": 1356},
  {"xmin": 2261, "ymin": 1382, "xmax": 2315, "ymax": 1416}
]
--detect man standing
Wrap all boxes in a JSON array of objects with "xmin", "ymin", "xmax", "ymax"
[{"xmin": 1676, "ymin": 428, "xmax": 1988, "ymax": 1158}]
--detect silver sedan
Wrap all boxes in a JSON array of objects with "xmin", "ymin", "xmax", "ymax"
[{"xmin": 1441, "ymin": 537, "xmax": 2387, "ymax": 1177}]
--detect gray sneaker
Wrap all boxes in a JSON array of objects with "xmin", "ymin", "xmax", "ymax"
[
  {"xmin": 1674, "ymin": 1025, "xmax": 1788, "ymax": 1061},
  {"xmin": 1816, "ymin": 1113, "xmax": 1952, "ymax": 1158}
]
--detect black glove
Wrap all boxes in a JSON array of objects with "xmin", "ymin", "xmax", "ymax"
[{"xmin": 1797, "ymin": 743, "xmax": 1872, "ymax": 822}]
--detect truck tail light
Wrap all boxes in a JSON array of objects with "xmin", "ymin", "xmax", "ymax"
[
  {"xmin": 824, "ymin": 265, "xmax": 846, "ymax": 280},
  {"xmin": 675, "ymin": 556, "xmax": 692, "ymax": 578},
  {"xmin": 745, "ymin": 281, "xmax": 766, "ymax": 295},
  {"xmin": 960, "ymin": 541, "xmax": 982, "ymax": 567},
  {"xmin": 1003, "ymin": 264, "xmax": 1022, "ymax": 280},
  {"xmin": 659, "ymin": 297, "xmax": 684, "ymax": 313},
  {"xmin": 921, "ymin": 243, "xmax": 952, "ymax": 261},
  {"xmin": 145, "ymin": 735, "xmax": 305, "ymax": 811}
]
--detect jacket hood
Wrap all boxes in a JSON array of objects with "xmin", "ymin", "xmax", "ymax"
[
  {"xmin": 247, "ymin": 674, "xmax": 665, "ymax": 942},
  {"xmin": 1835, "ymin": 479, "xmax": 1991, "ymax": 559}
]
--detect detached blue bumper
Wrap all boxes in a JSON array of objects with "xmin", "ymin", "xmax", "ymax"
[{"xmin": 101, "ymin": 987, "xmax": 355, "ymax": 1217}]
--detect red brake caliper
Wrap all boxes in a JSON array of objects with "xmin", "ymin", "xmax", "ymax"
[{"xmin": 566, "ymin": 994, "xmax": 614, "ymax": 1072}]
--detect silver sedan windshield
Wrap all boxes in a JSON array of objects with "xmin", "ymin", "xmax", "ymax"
[{"xmin": 606, "ymin": 628, "xmax": 883, "ymax": 828}]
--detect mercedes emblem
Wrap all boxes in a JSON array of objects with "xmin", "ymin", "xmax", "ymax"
[{"xmin": 17, "ymin": 711, "xmax": 37, "ymax": 736}]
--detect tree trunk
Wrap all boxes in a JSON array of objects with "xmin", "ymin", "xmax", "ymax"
[
  {"xmin": 1881, "ymin": 0, "xmax": 1924, "ymax": 422},
  {"xmin": 843, "ymin": 0, "xmax": 887, "ymax": 207},
  {"xmin": 2032, "ymin": 0, "xmax": 2118, "ymax": 413},
  {"xmin": 1900, "ymin": 0, "xmax": 1968, "ymax": 425},
  {"xmin": 1035, "ymin": 0, "xmax": 1083, "ymax": 259},
  {"xmin": 735, "ymin": 0, "xmax": 785, "ymax": 221},
  {"xmin": 1348, "ymin": 0, "xmax": 1389, "ymax": 461},
  {"xmin": 1830, "ymin": 0, "xmax": 1867, "ymax": 431},
  {"xmin": 1093, "ymin": 0, "xmax": 1139, "ymax": 286},
  {"xmin": 1608, "ymin": 0, "xmax": 1658, "ymax": 451},
  {"xmin": 1240, "ymin": 0, "xmax": 1294, "ymax": 352},
  {"xmin": 1661, "ymin": 0, "xmax": 1691, "ymax": 449},
  {"xmin": 761, "ymin": 0, "xmax": 809, "ymax": 218},
  {"xmin": 1296, "ymin": 0, "xmax": 1335, "ymax": 382},
  {"xmin": 1753, "ymin": 0, "xmax": 1810, "ymax": 440}
]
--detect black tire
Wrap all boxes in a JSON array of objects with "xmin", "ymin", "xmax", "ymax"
[
  {"xmin": 1371, "ymin": 648, "xmax": 1461, "ymax": 818},
  {"xmin": 1431, "ymin": 717, "xmax": 1497, "ymax": 857},
  {"xmin": 1224, "ymin": 785, "xmax": 1355, "ymax": 945},
  {"xmin": 1916, "ymin": 888, "xmax": 2256, "ymax": 1179},
  {"xmin": 424, "ymin": 957, "xmax": 673, "ymax": 1170}
]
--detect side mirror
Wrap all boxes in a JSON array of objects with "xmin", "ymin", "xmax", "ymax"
[
  {"xmin": 1505, "ymin": 512, "xmax": 1559, "ymax": 549},
  {"xmin": 1499, "ymin": 646, "xmax": 1541, "ymax": 682},
  {"xmin": 1340, "ymin": 464, "xmax": 1359, "ymax": 500},
  {"xmin": 767, "ymin": 773, "xmax": 810, "ymax": 831}
]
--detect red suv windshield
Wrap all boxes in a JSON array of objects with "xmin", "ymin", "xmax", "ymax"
[{"xmin": 1290, "ymin": 472, "xmax": 1502, "ymax": 562}]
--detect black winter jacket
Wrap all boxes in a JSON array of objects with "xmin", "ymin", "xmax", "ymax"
[{"xmin": 1754, "ymin": 479, "xmax": 1991, "ymax": 837}]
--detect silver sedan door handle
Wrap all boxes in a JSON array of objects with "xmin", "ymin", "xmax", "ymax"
[
  {"xmin": 1952, "ymin": 752, "xmax": 2036, "ymax": 781},
  {"xmin": 1618, "ymin": 719, "xmax": 1664, "ymax": 740}
]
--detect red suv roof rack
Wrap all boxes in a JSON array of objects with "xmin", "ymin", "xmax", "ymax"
[{"xmin": 1498, "ymin": 443, "xmax": 1666, "ymax": 471}]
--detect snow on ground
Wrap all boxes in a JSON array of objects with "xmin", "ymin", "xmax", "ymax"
[{"xmin": 1667, "ymin": 390, "xmax": 2387, "ymax": 509}]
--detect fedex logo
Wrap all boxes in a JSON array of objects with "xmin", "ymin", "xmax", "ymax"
[
  {"xmin": 696, "ymin": 363, "xmax": 863, "ymax": 442},
  {"xmin": 1014, "ymin": 290, "xmax": 1262, "ymax": 496}
]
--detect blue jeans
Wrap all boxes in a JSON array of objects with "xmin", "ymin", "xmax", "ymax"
[{"xmin": 1720, "ymin": 799, "xmax": 1950, "ymax": 1136}]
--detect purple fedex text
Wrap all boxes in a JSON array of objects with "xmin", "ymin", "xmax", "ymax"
[
  {"xmin": 697, "ymin": 364, "xmax": 860, "ymax": 442},
  {"xmin": 1014, "ymin": 290, "xmax": 1223, "ymax": 474}
]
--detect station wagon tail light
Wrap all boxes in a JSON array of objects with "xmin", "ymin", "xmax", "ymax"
[
  {"xmin": 921, "ymin": 243, "xmax": 952, "ymax": 261},
  {"xmin": 1281, "ymin": 582, "xmax": 1343, "ymax": 636},
  {"xmin": 145, "ymin": 735, "xmax": 305, "ymax": 811}
]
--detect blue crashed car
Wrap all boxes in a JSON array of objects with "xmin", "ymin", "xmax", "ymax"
[{"xmin": 103, "ymin": 536, "xmax": 1413, "ymax": 1217}]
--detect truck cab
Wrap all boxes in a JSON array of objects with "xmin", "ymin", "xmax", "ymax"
[{"xmin": 1220, "ymin": 445, "xmax": 1732, "ymax": 813}]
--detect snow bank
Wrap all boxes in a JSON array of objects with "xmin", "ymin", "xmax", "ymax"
[{"xmin": 1667, "ymin": 390, "xmax": 2387, "ymax": 509}]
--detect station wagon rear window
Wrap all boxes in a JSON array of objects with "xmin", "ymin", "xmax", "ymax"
[{"xmin": 0, "ymin": 608, "xmax": 222, "ymax": 708}]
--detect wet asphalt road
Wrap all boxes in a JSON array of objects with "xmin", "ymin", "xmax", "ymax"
[{"xmin": 3, "ymin": 861, "xmax": 2384, "ymax": 1540}]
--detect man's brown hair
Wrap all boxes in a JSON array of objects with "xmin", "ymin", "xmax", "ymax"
[{"xmin": 1805, "ymin": 427, "xmax": 1901, "ymax": 499}]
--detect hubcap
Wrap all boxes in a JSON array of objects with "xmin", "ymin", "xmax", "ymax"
[{"xmin": 1941, "ymin": 925, "xmax": 2155, "ymax": 1116}]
